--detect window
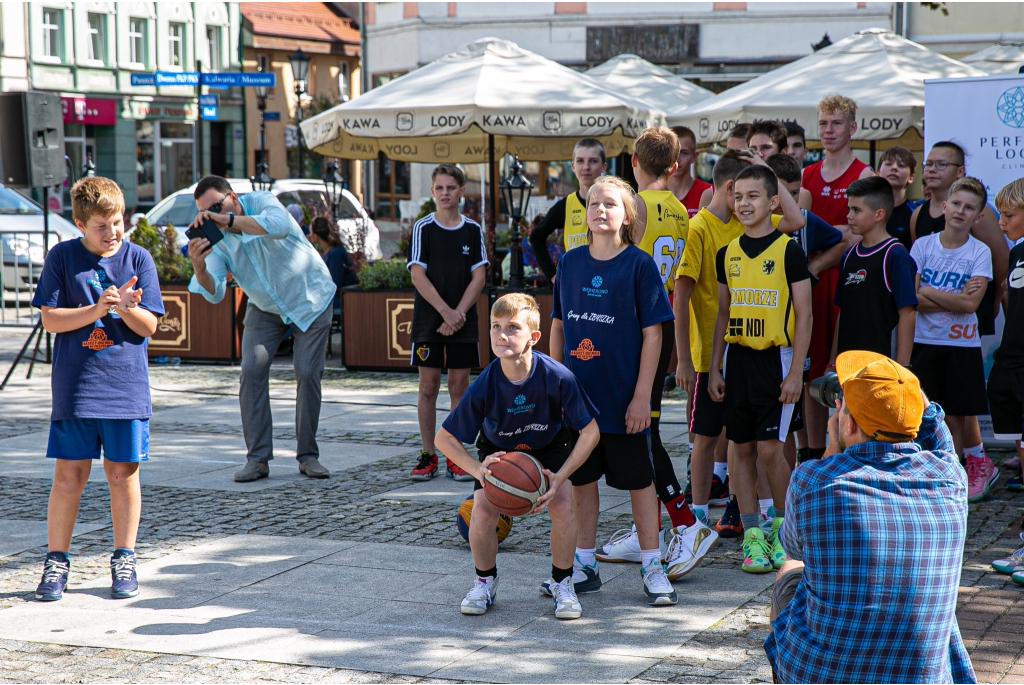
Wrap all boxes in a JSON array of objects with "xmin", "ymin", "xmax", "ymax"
[
  {"xmin": 372, "ymin": 71, "xmax": 405, "ymax": 89},
  {"xmin": 129, "ymin": 18, "xmax": 146, "ymax": 65},
  {"xmin": 206, "ymin": 26, "xmax": 221, "ymax": 71},
  {"xmin": 135, "ymin": 120, "xmax": 195, "ymax": 206},
  {"xmin": 136, "ymin": 121, "xmax": 156, "ymax": 203},
  {"xmin": 374, "ymin": 153, "xmax": 410, "ymax": 219},
  {"xmin": 87, "ymin": 13, "xmax": 105, "ymax": 63},
  {"xmin": 337, "ymin": 62, "xmax": 350, "ymax": 101},
  {"xmin": 41, "ymin": 8, "xmax": 63, "ymax": 59},
  {"xmin": 168, "ymin": 22, "xmax": 184, "ymax": 67}
]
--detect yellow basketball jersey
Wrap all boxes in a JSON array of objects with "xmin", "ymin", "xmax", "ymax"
[
  {"xmin": 723, "ymin": 232, "xmax": 795, "ymax": 350},
  {"xmin": 636, "ymin": 190, "xmax": 689, "ymax": 293},
  {"xmin": 563, "ymin": 191, "xmax": 588, "ymax": 251}
]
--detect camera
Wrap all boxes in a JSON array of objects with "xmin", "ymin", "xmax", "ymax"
[{"xmin": 809, "ymin": 371, "xmax": 843, "ymax": 407}]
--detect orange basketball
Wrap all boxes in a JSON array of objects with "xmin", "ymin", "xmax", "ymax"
[{"xmin": 482, "ymin": 451, "xmax": 548, "ymax": 517}]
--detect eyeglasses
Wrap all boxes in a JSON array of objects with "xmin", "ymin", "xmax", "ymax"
[
  {"xmin": 922, "ymin": 161, "xmax": 959, "ymax": 171},
  {"xmin": 205, "ymin": 192, "xmax": 230, "ymax": 214}
]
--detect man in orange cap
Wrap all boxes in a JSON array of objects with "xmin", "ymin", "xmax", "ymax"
[{"xmin": 764, "ymin": 351, "xmax": 975, "ymax": 684}]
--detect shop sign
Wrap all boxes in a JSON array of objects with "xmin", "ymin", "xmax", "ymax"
[
  {"xmin": 61, "ymin": 97, "xmax": 116, "ymax": 125},
  {"xmin": 132, "ymin": 72, "xmax": 277, "ymax": 88},
  {"xmin": 264, "ymin": 111, "xmax": 281, "ymax": 121},
  {"xmin": 199, "ymin": 94, "xmax": 219, "ymax": 107},
  {"xmin": 201, "ymin": 105, "xmax": 218, "ymax": 120},
  {"xmin": 127, "ymin": 101, "xmax": 198, "ymax": 121}
]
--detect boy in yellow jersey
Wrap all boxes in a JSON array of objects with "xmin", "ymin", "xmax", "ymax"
[
  {"xmin": 529, "ymin": 138, "xmax": 607, "ymax": 281},
  {"xmin": 597, "ymin": 126, "xmax": 719, "ymax": 578},
  {"xmin": 709, "ymin": 165, "xmax": 812, "ymax": 575}
]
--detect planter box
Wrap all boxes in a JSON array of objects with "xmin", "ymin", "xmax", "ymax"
[{"xmin": 148, "ymin": 282, "xmax": 245, "ymax": 361}]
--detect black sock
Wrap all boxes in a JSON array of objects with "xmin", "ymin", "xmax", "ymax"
[
  {"xmin": 796, "ymin": 448, "xmax": 809, "ymax": 463},
  {"xmin": 807, "ymin": 447, "xmax": 825, "ymax": 460},
  {"xmin": 551, "ymin": 565, "xmax": 573, "ymax": 584},
  {"xmin": 475, "ymin": 566, "xmax": 497, "ymax": 579}
]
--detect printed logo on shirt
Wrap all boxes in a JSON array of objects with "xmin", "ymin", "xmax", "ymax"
[
  {"xmin": 86, "ymin": 269, "xmax": 114, "ymax": 293},
  {"xmin": 507, "ymin": 393, "xmax": 536, "ymax": 415},
  {"xmin": 728, "ymin": 263, "xmax": 741, "ymax": 278},
  {"xmin": 846, "ymin": 269, "xmax": 867, "ymax": 285},
  {"xmin": 514, "ymin": 394, "xmax": 526, "ymax": 405},
  {"xmin": 730, "ymin": 288, "xmax": 779, "ymax": 307},
  {"xmin": 762, "ymin": 259, "xmax": 776, "ymax": 276},
  {"xmin": 462, "ymin": 245, "xmax": 470, "ymax": 255},
  {"xmin": 82, "ymin": 328, "xmax": 114, "ymax": 351},
  {"xmin": 514, "ymin": 443, "xmax": 531, "ymax": 451},
  {"xmin": 728, "ymin": 317, "xmax": 765, "ymax": 338},
  {"xmin": 565, "ymin": 310, "xmax": 615, "ymax": 324},
  {"xmin": 571, "ymin": 213, "xmax": 584, "ymax": 227},
  {"xmin": 948, "ymin": 324, "xmax": 978, "ymax": 340},
  {"xmin": 582, "ymin": 276, "xmax": 609, "ymax": 297},
  {"xmin": 569, "ymin": 338, "xmax": 601, "ymax": 361},
  {"xmin": 1010, "ymin": 262, "xmax": 1024, "ymax": 289},
  {"xmin": 416, "ymin": 345, "xmax": 430, "ymax": 361},
  {"xmin": 821, "ymin": 185, "xmax": 831, "ymax": 197},
  {"xmin": 591, "ymin": 276, "xmax": 603, "ymax": 288},
  {"xmin": 920, "ymin": 267, "xmax": 970, "ymax": 290}
]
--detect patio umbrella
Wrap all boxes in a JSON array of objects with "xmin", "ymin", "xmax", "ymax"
[
  {"xmin": 586, "ymin": 54, "xmax": 715, "ymax": 113},
  {"xmin": 962, "ymin": 42, "xmax": 1024, "ymax": 75},
  {"xmin": 668, "ymin": 28, "xmax": 985, "ymax": 150}
]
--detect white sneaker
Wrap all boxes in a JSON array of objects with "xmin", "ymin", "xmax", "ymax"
[
  {"xmin": 993, "ymin": 533, "xmax": 1024, "ymax": 574},
  {"xmin": 550, "ymin": 577, "xmax": 583, "ymax": 620},
  {"xmin": 460, "ymin": 576, "xmax": 497, "ymax": 615},
  {"xmin": 597, "ymin": 525, "xmax": 669, "ymax": 563},
  {"xmin": 664, "ymin": 521, "xmax": 719, "ymax": 580},
  {"xmin": 640, "ymin": 560, "xmax": 677, "ymax": 606}
]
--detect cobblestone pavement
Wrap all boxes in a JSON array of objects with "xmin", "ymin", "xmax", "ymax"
[{"xmin": 1, "ymin": 356, "xmax": 1022, "ymax": 683}]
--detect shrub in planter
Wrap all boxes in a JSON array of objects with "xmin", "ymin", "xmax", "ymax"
[
  {"xmin": 356, "ymin": 259, "xmax": 412, "ymax": 290},
  {"xmin": 131, "ymin": 218, "xmax": 193, "ymax": 282}
]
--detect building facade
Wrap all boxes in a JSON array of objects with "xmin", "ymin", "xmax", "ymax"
[{"xmin": 0, "ymin": 1, "xmax": 245, "ymax": 212}]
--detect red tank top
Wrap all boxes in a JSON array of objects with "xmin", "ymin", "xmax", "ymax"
[
  {"xmin": 680, "ymin": 178, "xmax": 712, "ymax": 219},
  {"xmin": 801, "ymin": 157, "xmax": 869, "ymax": 227}
]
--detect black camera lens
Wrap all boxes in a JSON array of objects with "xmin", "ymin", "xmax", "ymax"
[{"xmin": 809, "ymin": 371, "xmax": 843, "ymax": 407}]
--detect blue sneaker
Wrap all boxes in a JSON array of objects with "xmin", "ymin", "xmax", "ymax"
[
  {"xmin": 35, "ymin": 552, "xmax": 70, "ymax": 601},
  {"xmin": 110, "ymin": 550, "xmax": 139, "ymax": 599}
]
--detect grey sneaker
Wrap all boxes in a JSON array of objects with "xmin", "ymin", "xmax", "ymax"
[
  {"xmin": 460, "ymin": 576, "xmax": 497, "ymax": 615},
  {"xmin": 641, "ymin": 560, "xmax": 678, "ymax": 606},
  {"xmin": 551, "ymin": 577, "xmax": 582, "ymax": 620},
  {"xmin": 234, "ymin": 461, "xmax": 269, "ymax": 482},
  {"xmin": 299, "ymin": 457, "xmax": 330, "ymax": 478}
]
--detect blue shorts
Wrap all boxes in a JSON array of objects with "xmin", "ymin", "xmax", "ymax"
[{"xmin": 47, "ymin": 419, "xmax": 150, "ymax": 462}]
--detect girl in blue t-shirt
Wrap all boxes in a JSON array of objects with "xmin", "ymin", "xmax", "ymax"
[{"xmin": 550, "ymin": 175, "xmax": 678, "ymax": 606}]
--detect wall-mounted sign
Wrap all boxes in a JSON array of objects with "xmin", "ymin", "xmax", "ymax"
[
  {"xmin": 386, "ymin": 297, "xmax": 415, "ymax": 360},
  {"xmin": 126, "ymin": 101, "xmax": 198, "ymax": 121},
  {"xmin": 61, "ymin": 97, "xmax": 117, "ymax": 125},
  {"xmin": 151, "ymin": 294, "xmax": 189, "ymax": 350}
]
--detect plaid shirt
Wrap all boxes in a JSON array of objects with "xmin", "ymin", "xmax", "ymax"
[{"xmin": 764, "ymin": 403, "xmax": 976, "ymax": 684}]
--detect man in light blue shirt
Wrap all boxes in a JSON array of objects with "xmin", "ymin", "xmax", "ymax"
[{"xmin": 186, "ymin": 176, "xmax": 336, "ymax": 482}]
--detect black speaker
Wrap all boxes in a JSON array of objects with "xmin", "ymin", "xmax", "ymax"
[{"xmin": 0, "ymin": 91, "xmax": 65, "ymax": 188}]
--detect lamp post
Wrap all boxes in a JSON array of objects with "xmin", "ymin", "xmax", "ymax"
[
  {"xmin": 254, "ymin": 66, "xmax": 270, "ymax": 174},
  {"xmin": 322, "ymin": 160, "xmax": 345, "ymax": 219},
  {"xmin": 288, "ymin": 48, "xmax": 310, "ymax": 178},
  {"xmin": 251, "ymin": 161, "xmax": 274, "ymax": 191},
  {"xmin": 500, "ymin": 155, "xmax": 533, "ymax": 290}
]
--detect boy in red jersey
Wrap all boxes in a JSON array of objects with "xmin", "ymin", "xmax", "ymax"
[{"xmin": 669, "ymin": 126, "xmax": 712, "ymax": 219}]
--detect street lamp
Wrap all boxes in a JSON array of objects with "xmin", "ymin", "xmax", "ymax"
[
  {"xmin": 500, "ymin": 155, "xmax": 533, "ymax": 290},
  {"xmin": 251, "ymin": 161, "xmax": 274, "ymax": 192},
  {"xmin": 322, "ymin": 160, "xmax": 345, "ymax": 219},
  {"xmin": 254, "ymin": 66, "xmax": 270, "ymax": 175},
  {"xmin": 288, "ymin": 48, "xmax": 310, "ymax": 178}
]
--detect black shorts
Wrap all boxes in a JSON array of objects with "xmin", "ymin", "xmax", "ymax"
[
  {"xmin": 723, "ymin": 344, "xmax": 795, "ymax": 444},
  {"xmin": 689, "ymin": 371, "xmax": 726, "ymax": 438},
  {"xmin": 788, "ymin": 395, "xmax": 804, "ymax": 434},
  {"xmin": 410, "ymin": 341, "xmax": 479, "ymax": 369},
  {"xmin": 474, "ymin": 428, "xmax": 573, "ymax": 491},
  {"xmin": 772, "ymin": 565, "xmax": 804, "ymax": 617},
  {"xmin": 910, "ymin": 343, "xmax": 988, "ymax": 417},
  {"xmin": 568, "ymin": 432, "xmax": 655, "ymax": 491},
  {"xmin": 986, "ymin": 364, "xmax": 1024, "ymax": 439},
  {"xmin": 651, "ymin": 321, "xmax": 674, "ymax": 418}
]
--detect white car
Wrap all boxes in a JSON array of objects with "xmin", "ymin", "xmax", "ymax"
[
  {"xmin": 0, "ymin": 184, "xmax": 82, "ymax": 292},
  {"xmin": 133, "ymin": 179, "xmax": 382, "ymax": 261}
]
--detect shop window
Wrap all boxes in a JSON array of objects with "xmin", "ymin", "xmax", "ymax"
[
  {"xmin": 86, "ymin": 13, "xmax": 105, "ymax": 63},
  {"xmin": 136, "ymin": 121, "xmax": 156, "ymax": 204},
  {"xmin": 374, "ymin": 153, "xmax": 410, "ymax": 220},
  {"xmin": 129, "ymin": 18, "xmax": 147, "ymax": 67},
  {"xmin": 135, "ymin": 120, "xmax": 195, "ymax": 206},
  {"xmin": 41, "ymin": 8, "xmax": 63, "ymax": 60},
  {"xmin": 168, "ymin": 22, "xmax": 184, "ymax": 67},
  {"xmin": 206, "ymin": 26, "xmax": 221, "ymax": 71}
]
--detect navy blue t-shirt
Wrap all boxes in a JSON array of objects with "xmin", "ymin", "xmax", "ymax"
[
  {"xmin": 551, "ymin": 245, "xmax": 673, "ymax": 434},
  {"xmin": 442, "ymin": 351, "xmax": 597, "ymax": 451},
  {"xmin": 31, "ymin": 239, "xmax": 164, "ymax": 421},
  {"xmin": 791, "ymin": 209, "xmax": 843, "ymax": 256}
]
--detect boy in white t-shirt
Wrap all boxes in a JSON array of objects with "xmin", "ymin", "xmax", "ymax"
[{"xmin": 910, "ymin": 176, "xmax": 995, "ymax": 501}]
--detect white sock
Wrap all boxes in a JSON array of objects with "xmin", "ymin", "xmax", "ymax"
[
  {"xmin": 575, "ymin": 547, "xmax": 596, "ymax": 567},
  {"xmin": 964, "ymin": 444, "xmax": 986, "ymax": 459},
  {"xmin": 713, "ymin": 462, "xmax": 728, "ymax": 481},
  {"xmin": 640, "ymin": 549, "xmax": 660, "ymax": 567},
  {"xmin": 693, "ymin": 504, "xmax": 709, "ymax": 524},
  {"xmin": 759, "ymin": 498, "xmax": 772, "ymax": 518}
]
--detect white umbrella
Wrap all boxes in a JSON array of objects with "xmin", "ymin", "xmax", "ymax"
[
  {"xmin": 669, "ymin": 28, "xmax": 985, "ymax": 147},
  {"xmin": 301, "ymin": 37, "xmax": 665, "ymax": 164},
  {"xmin": 962, "ymin": 42, "xmax": 1024, "ymax": 75},
  {"xmin": 586, "ymin": 54, "xmax": 715, "ymax": 113}
]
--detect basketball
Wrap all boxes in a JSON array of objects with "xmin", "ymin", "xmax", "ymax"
[
  {"xmin": 456, "ymin": 492, "xmax": 513, "ymax": 542},
  {"xmin": 482, "ymin": 451, "xmax": 548, "ymax": 517}
]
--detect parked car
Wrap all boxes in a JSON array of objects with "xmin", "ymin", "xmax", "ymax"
[
  {"xmin": 132, "ymin": 179, "xmax": 382, "ymax": 261},
  {"xmin": 0, "ymin": 184, "xmax": 81, "ymax": 292}
]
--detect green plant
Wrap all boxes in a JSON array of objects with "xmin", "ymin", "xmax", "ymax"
[
  {"xmin": 494, "ymin": 229, "xmax": 511, "ymax": 249},
  {"xmin": 356, "ymin": 258, "xmax": 412, "ymax": 290},
  {"xmin": 131, "ymin": 218, "xmax": 193, "ymax": 282},
  {"xmin": 414, "ymin": 198, "xmax": 436, "ymax": 222}
]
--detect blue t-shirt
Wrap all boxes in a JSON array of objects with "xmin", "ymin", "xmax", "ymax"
[
  {"xmin": 791, "ymin": 209, "xmax": 843, "ymax": 257},
  {"xmin": 31, "ymin": 239, "xmax": 164, "ymax": 421},
  {"xmin": 442, "ymin": 351, "xmax": 597, "ymax": 452},
  {"xmin": 551, "ymin": 245, "xmax": 674, "ymax": 434}
]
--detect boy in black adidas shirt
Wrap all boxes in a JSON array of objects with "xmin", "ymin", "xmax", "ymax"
[
  {"xmin": 407, "ymin": 164, "xmax": 488, "ymax": 482},
  {"xmin": 832, "ymin": 177, "xmax": 918, "ymax": 364}
]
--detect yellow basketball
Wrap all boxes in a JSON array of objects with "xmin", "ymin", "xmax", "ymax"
[{"xmin": 457, "ymin": 492, "xmax": 513, "ymax": 542}]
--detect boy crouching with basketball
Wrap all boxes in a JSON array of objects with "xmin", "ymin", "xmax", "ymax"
[{"xmin": 436, "ymin": 293, "xmax": 600, "ymax": 619}]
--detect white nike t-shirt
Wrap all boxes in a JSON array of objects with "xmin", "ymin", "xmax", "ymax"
[{"xmin": 910, "ymin": 233, "xmax": 992, "ymax": 348}]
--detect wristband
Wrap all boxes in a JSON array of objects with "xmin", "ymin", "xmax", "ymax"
[{"xmin": 228, "ymin": 212, "xmax": 235, "ymax": 228}]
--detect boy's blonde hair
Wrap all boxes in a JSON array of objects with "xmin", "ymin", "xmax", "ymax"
[
  {"xmin": 995, "ymin": 178, "xmax": 1024, "ymax": 212},
  {"xmin": 818, "ymin": 93, "xmax": 857, "ymax": 121},
  {"xmin": 948, "ymin": 176, "xmax": 987, "ymax": 205},
  {"xmin": 491, "ymin": 292, "xmax": 541, "ymax": 332},
  {"xmin": 634, "ymin": 126, "xmax": 680, "ymax": 179},
  {"xmin": 71, "ymin": 177, "xmax": 125, "ymax": 225},
  {"xmin": 586, "ymin": 175, "xmax": 636, "ymax": 246}
]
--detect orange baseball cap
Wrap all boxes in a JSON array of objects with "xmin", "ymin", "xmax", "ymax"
[{"xmin": 835, "ymin": 351, "xmax": 924, "ymax": 443}]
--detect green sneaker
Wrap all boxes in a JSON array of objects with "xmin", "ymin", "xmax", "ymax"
[
  {"xmin": 741, "ymin": 527, "xmax": 773, "ymax": 574},
  {"xmin": 770, "ymin": 517, "xmax": 789, "ymax": 569}
]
